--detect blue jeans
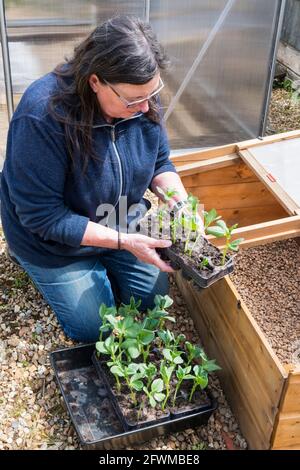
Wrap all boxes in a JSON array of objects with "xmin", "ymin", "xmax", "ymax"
[{"xmin": 13, "ymin": 249, "xmax": 169, "ymax": 342}]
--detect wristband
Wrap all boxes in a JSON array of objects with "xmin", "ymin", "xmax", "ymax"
[{"xmin": 171, "ymin": 199, "xmax": 187, "ymax": 214}]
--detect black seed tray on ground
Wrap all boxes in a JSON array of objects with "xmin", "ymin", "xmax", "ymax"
[
  {"xmin": 50, "ymin": 344, "xmax": 217, "ymax": 450},
  {"xmin": 91, "ymin": 352, "xmax": 170, "ymax": 431}
]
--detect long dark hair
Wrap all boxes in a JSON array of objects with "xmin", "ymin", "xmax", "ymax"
[{"xmin": 48, "ymin": 15, "xmax": 170, "ymax": 171}]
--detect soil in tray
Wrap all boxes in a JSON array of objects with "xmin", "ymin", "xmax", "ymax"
[
  {"xmin": 94, "ymin": 355, "xmax": 213, "ymax": 429},
  {"xmin": 139, "ymin": 215, "xmax": 230, "ymax": 270},
  {"xmin": 169, "ymin": 382, "xmax": 212, "ymax": 418},
  {"xmin": 170, "ymin": 238, "xmax": 231, "ymax": 276},
  {"xmin": 113, "ymin": 390, "xmax": 169, "ymax": 428}
]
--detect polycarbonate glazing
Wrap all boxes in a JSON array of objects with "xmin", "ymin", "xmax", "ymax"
[
  {"xmin": 151, "ymin": 0, "xmax": 282, "ymax": 148},
  {"xmin": 1, "ymin": 0, "xmax": 283, "ymax": 160},
  {"xmin": 0, "ymin": 1, "xmax": 146, "ymax": 168},
  {"xmin": 4, "ymin": 0, "xmax": 146, "ymax": 95}
]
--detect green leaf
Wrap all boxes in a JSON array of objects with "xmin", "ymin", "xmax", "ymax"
[
  {"xmin": 164, "ymin": 316, "xmax": 176, "ymax": 323},
  {"xmin": 202, "ymin": 360, "xmax": 221, "ymax": 372},
  {"xmin": 105, "ymin": 336, "xmax": 115, "ymax": 349},
  {"xmin": 163, "ymin": 365, "xmax": 175, "ymax": 381},
  {"xmin": 143, "ymin": 318, "xmax": 159, "ymax": 330},
  {"xmin": 154, "ymin": 294, "xmax": 163, "ymax": 307},
  {"xmin": 229, "ymin": 223, "xmax": 239, "ymax": 233},
  {"xmin": 216, "ymin": 219, "xmax": 227, "ymax": 231},
  {"xmin": 176, "ymin": 366, "xmax": 185, "ymax": 380},
  {"xmin": 110, "ymin": 365, "xmax": 124, "ymax": 377},
  {"xmin": 204, "ymin": 208, "xmax": 221, "ymax": 228},
  {"xmin": 124, "ymin": 316, "xmax": 134, "ymax": 329},
  {"xmin": 151, "ymin": 378, "xmax": 164, "ymax": 393},
  {"xmin": 187, "ymin": 194, "xmax": 199, "ymax": 211},
  {"xmin": 228, "ymin": 244, "xmax": 238, "ymax": 251},
  {"xmin": 197, "ymin": 375, "xmax": 208, "ymax": 389},
  {"xmin": 99, "ymin": 304, "xmax": 117, "ymax": 320},
  {"xmin": 149, "ymin": 396, "xmax": 156, "ymax": 408},
  {"xmin": 162, "ymin": 349, "xmax": 173, "ymax": 362},
  {"xmin": 139, "ymin": 329, "xmax": 155, "ymax": 345},
  {"xmin": 127, "ymin": 360, "xmax": 142, "ymax": 373},
  {"xmin": 193, "ymin": 346, "xmax": 203, "ymax": 359},
  {"xmin": 126, "ymin": 323, "xmax": 141, "ymax": 338},
  {"xmin": 121, "ymin": 338, "xmax": 136, "ymax": 349},
  {"xmin": 177, "ymin": 334, "xmax": 186, "ymax": 343},
  {"xmin": 99, "ymin": 304, "xmax": 107, "ymax": 320},
  {"xmin": 162, "ymin": 295, "xmax": 174, "ymax": 309},
  {"xmin": 151, "ymin": 310, "xmax": 167, "ymax": 319},
  {"xmin": 206, "ymin": 226, "xmax": 226, "ymax": 238},
  {"xmin": 193, "ymin": 365, "xmax": 209, "ymax": 389},
  {"xmin": 131, "ymin": 380, "xmax": 144, "ymax": 391},
  {"xmin": 107, "ymin": 360, "xmax": 116, "ymax": 367},
  {"xmin": 153, "ymin": 392, "xmax": 165, "ymax": 403},
  {"xmin": 174, "ymin": 355, "xmax": 184, "ymax": 364},
  {"xmin": 105, "ymin": 314, "xmax": 118, "ymax": 327},
  {"xmin": 99, "ymin": 324, "xmax": 111, "ymax": 333},
  {"xmin": 144, "ymin": 363, "xmax": 157, "ymax": 378},
  {"xmin": 95, "ymin": 341, "xmax": 107, "ymax": 355},
  {"xmin": 128, "ymin": 346, "xmax": 140, "ymax": 359},
  {"xmin": 228, "ymin": 238, "xmax": 244, "ymax": 250}
]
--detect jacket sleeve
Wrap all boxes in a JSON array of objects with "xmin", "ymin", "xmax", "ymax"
[
  {"xmin": 6, "ymin": 115, "xmax": 89, "ymax": 247},
  {"xmin": 151, "ymin": 122, "xmax": 177, "ymax": 180}
]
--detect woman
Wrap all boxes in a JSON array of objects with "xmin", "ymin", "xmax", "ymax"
[{"xmin": 1, "ymin": 15, "xmax": 190, "ymax": 342}]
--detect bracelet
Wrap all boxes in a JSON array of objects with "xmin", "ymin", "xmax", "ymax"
[{"xmin": 171, "ymin": 199, "xmax": 187, "ymax": 214}]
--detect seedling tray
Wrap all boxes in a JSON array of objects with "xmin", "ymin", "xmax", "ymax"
[
  {"xmin": 160, "ymin": 245, "xmax": 234, "ymax": 288},
  {"xmin": 91, "ymin": 353, "xmax": 171, "ymax": 431},
  {"xmin": 50, "ymin": 344, "xmax": 217, "ymax": 450}
]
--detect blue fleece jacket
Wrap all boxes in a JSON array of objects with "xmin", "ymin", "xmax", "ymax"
[{"xmin": 0, "ymin": 72, "xmax": 176, "ymax": 267}]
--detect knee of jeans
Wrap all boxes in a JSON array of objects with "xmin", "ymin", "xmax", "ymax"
[
  {"xmin": 63, "ymin": 325, "xmax": 101, "ymax": 343},
  {"xmin": 123, "ymin": 271, "xmax": 169, "ymax": 312},
  {"xmin": 56, "ymin": 295, "xmax": 115, "ymax": 344}
]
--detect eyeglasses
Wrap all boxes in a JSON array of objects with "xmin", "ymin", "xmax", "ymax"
[{"xmin": 103, "ymin": 77, "xmax": 164, "ymax": 108}]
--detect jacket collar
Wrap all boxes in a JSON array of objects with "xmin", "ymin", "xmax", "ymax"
[{"xmin": 92, "ymin": 112, "xmax": 143, "ymax": 128}]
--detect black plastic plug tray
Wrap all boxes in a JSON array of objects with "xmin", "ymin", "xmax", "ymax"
[{"xmin": 50, "ymin": 344, "xmax": 217, "ymax": 450}]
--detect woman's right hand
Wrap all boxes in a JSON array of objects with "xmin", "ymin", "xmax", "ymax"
[{"xmin": 121, "ymin": 233, "xmax": 174, "ymax": 273}]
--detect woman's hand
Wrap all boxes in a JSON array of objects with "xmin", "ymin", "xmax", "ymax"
[{"xmin": 121, "ymin": 233, "xmax": 174, "ymax": 273}]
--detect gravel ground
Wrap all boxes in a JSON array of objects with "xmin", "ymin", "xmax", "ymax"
[
  {"xmin": 267, "ymin": 88, "xmax": 300, "ymax": 134},
  {"xmin": 230, "ymin": 239, "xmax": 300, "ymax": 365}
]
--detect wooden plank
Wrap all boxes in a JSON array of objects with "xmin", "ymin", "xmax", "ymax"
[
  {"xmin": 176, "ymin": 155, "xmax": 239, "ymax": 177},
  {"xmin": 208, "ymin": 215, "xmax": 300, "ymax": 249},
  {"xmin": 170, "ymin": 130, "xmax": 300, "ymax": 166},
  {"xmin": 239, "ymin": 149, "xmax": 299, "ymax": 215},
  {"xmin": 175, "ymin": 274, "xmax": 286, "ymax": 449},
  {"xmin": 186, "ymin": 181, "xmax": 280, "ymax": 210},
  {"xmin": 170, "ymin": 145, "xmax": 238, "ymax": 164},
  {"xmin": 272, "ymin": 405, "xmax": 300, "ymax": 450},
  {"xmin": 280, "ymin": 372, "xmax": 300, "ymax": 414},
  {"xmin": 213, "ymin": 205, "xmax": 288, "ymax": 229},
  {"xmin": 238, "ymin": 130, "xmax": 300, "ymax": 151},
  {"xmin": 179, "ymin": 159, "xmax": 257, "ymax": 187}
]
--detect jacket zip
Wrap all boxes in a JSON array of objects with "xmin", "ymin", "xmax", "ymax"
[
  {"xmin": 93, "ymin": 113, "xmax": 142, "ymax": 223},
  {"xmin": 110, "ymin": 126, "xmax": 123, "ymax": 212}
]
